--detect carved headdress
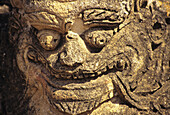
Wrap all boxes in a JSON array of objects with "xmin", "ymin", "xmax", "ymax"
[{"xmin": 10, "ymin": 0, "xmax": 78, "ymax": 8}]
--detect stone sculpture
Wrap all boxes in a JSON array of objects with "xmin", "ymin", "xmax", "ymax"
[{"xmin": 0, "ymin": 0, "xmax": 169, "ymax": 114}]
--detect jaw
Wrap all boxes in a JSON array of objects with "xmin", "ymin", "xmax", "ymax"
[
  {"xmin": 21, "ymin": 55, "xmax": 116, "ymax": 114},
  {"xmin": 52, "ymin": 74, "xmax": 115, "ymax": 114}
]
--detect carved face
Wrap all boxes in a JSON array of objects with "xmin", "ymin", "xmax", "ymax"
[{"xmin": 9, "ymin": 0, "xmax": 168, "ymax": 114}]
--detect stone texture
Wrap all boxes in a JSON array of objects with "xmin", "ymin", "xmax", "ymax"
[{"xmin": 0, "ymin": 0, "xmax": 169, "ymax": 115}]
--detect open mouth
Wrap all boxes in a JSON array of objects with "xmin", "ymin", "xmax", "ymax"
[
  {"xmin": 51, "ymin": 75, "xmax": 115, "ymax": 114},
  {"xmin": 39, "ymin": 56, "xmax": 124, "ymax": 91},
  {"xmin": 39, "ymin": 64, "xmax": 116, "ymax": 114},
  {"xmin": 26, "ymin": 47, "xmax": 128, "ymax": 114}
]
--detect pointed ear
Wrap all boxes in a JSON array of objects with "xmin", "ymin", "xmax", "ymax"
[{"xmin": 10, "ymin": 0, "xmax": 23, "ymax": 8}]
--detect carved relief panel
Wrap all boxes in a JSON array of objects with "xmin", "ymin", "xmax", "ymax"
[{"xmin": 0, "ymin": 0, "xmax": 169, "ymax": 115}]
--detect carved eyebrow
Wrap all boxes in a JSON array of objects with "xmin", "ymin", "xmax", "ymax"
[
  {"xmin": 25, "ymin": 12, "xmax": 64, "ymax": 32},
  {"xmin": 82, "ymin": 9, "xmax": 124, "ymax": 25}
]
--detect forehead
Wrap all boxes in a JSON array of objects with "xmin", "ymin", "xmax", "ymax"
[
  {"xmin": 23, "ymin": 0, "xmax": 124, "ymax": 16},
  {"xmin": 15, "ymin": 0, "xmax": 131, "ymax": 32}
]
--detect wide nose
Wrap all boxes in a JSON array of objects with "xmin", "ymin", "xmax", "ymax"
[{"xmin": 59, "ymin": 31, "xmax": 89, "ymax": 66}]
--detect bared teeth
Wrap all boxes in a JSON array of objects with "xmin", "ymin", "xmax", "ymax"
[
  {"xmin": 96, "ymin": 71, "xmax": 102, "ymax": 75},
  {"xmin": 90, "ymin": 73, "xmax": 96, "ymax": 77},
  {"xmin": 72, "ymin": 74, "xmax": 78, "ymax": 79},
  {"xmin": 52, "ymin": 61, "xmax": 117, "ymax": 80},
  {"xmin": 54, "ymin": 74, "xmax": 60, "ymax": 78},
  {"xmin": 84, "ymin": 74, "xmax": 89, "ymax": 78},
  {"xmin": 60, "ymin": 74, "xmax": 71, "ymax": 79},
  {"xmin": 77, "ymin": 74, "xmax": 84, "ymax": 79},
  {"xmin": 107, "ymin": 62, "xmax": 115, "ymax": 69},
  {"xmin": 60, "ymin": 74, "xmax": 65, "ymax": 79},
  {"xmin": 65, "ymin": 75, "xmax": 72, "ymax": 79},
  {"xmin": 100, "ymin": 67, "xmax": 107, "ymax": 73}
]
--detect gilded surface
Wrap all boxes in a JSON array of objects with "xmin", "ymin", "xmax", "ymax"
[{"xmin": 0, "ymin": 0, "xmax": 169, "ymax": 115}]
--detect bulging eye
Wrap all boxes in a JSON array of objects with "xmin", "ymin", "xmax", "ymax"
[
  {"xmin": 84, "ymin": 29, "xmax": 113, "ymax": 48},
  {"xmin": 37, "ymin": 30, "xmax": 61, "ymax": 50}
]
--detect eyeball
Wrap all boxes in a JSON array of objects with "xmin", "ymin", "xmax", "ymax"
[
  {"xmin": 87, "ymin": 32, "xmax": 107, "ymax": 48},
  {"xmin": 37, "ymin": 30, "xmax": 61, "ymax": 50},
  {"xmin": 84, "ymin": 29, "xmax": 113, "ymax": 48}
]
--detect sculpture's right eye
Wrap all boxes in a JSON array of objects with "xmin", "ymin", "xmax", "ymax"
[{"xmin": 37, "ymin": 30, "xmax": 61, "ymax": 50}]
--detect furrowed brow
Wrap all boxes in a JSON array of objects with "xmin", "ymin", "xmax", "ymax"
[
  {"xmin": 82, "ymin": 9, "xmax": 125, "ymax": 26},
  {"xmin": 25, "ymin": 12, "xmax": 64, "ymax": 32}
]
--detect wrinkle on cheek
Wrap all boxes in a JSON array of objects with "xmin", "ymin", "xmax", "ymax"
[{"xmin": 25, "ymin": 65, "xmax": 48, "ymax": 94}]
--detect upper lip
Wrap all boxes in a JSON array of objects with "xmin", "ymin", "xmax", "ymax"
[
  {"xmin": 49, "ymin": 59, "xmax": 117, "ymax": 80},
  {"xmin": 28, "ymin": 47, "xmax": 127, "ymax": 79},
  {"xmin": 41, "ymin": 66, "xmax": 115, "ymax": 90}
]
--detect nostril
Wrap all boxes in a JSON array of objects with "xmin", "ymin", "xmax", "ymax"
[
  {"xmin": 65, "ymin": 31, "xmax": 79, "ymax": 40},
  {"xmin": 67, "ymin": 36, "xmax": 73, "ymax": 39}
]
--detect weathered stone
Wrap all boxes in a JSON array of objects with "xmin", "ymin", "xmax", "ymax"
[{"xmin": 0, "ymin": 0, "xmax": 169, "ymax": 115}]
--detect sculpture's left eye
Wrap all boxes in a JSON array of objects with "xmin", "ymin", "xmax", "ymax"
[
  {"xmin": 37, "ymin": 30, "xmax": 61, "ymax": 50},
  {"xmin": 83, "ymin": 28, "xmax": 114, "ymax": 48}
]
